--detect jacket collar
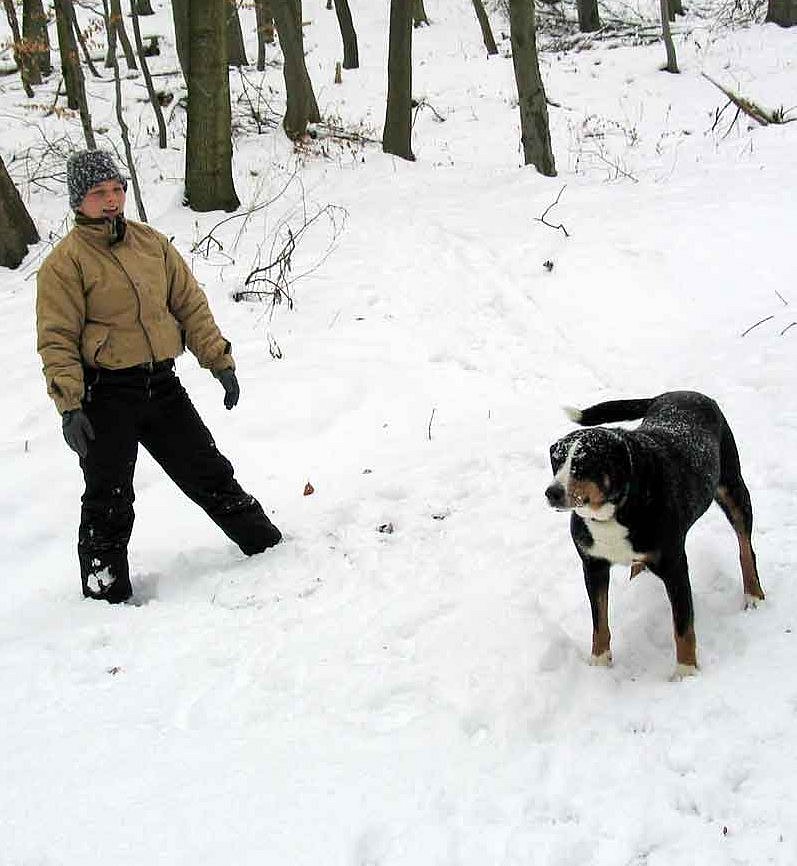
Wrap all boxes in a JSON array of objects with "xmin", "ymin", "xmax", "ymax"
[{"xmin": 74, "ymin": 212, "xmax": 128, "ymax": 247}]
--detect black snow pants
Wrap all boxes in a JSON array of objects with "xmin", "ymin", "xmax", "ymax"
[{"xmin": 78, "ymin": 360, "xmax": 281, "ymax": 602}]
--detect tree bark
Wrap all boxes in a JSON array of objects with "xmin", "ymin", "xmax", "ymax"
[
  {"xmin": 333, "ymin": 0, "xmax": 358, "ymax": 69},
  {"xmin": 660, "ymin": 0, "xmax": 679, "ymax": 72},
  {"xmin": 472, "ymin": 0, "xmax": 497, "ymax": 56},
  {"xmin": 130, "ymin": 0, "xmax": 167, "ymax": 148},
  {"xmin": 509, "ymin": 0, "xmax": 555, "ymax": 175},
  {"xmin": 272, "ymin": 0, "xmax": 319, "ymax": 139},
  {"xmin": 226, "ymin": 0, "xmax": 248, "ymax": 66},
  {"xmin": 132, "ymin": 0, "xmax": 154, "ymax": 13},
  {"xmin": 766, "ymin": 0, "xmax": 797, "ymax": 24},
  {"xmin": 68, "ymin": 0, "xmax": 101, "ymax": 77},
  {"xmin": 172, "ymin": 0, "xmax": 189, "ymax": 78},
  {"xmin": 185, "ymin": 0, "xmax": 239, "ymax": 211},
  {"xmin": 104, "ymin": 0, "xmax": 137, "ymax": 70},
  {"xmin": 54, "ymin": 0, "xmax": 96, "ymax": 147},
  {"xmin": 412, "ymin": 0, "xmax": 428, "ymax": 26},
  {"xmin": 255, "ymin": 0, "xmax": 275, "ymax": 71},
  {"xmin": 23, "ymin": 0, "xmax": 51, "ymax": 77},
  {"xmin": 383, "ymin": 0, "xmax": 414, "ymax": 161},
  {"xmin": 577, "ymin": 0, "xmax": 601, "ymax": 32},
  {"xmin": 0, "ymin": 155, "xmax": 39, "ymax": 270},
  {"xmin": 3, "ymin": 0, "xmax": 36, "ymax": 95}
]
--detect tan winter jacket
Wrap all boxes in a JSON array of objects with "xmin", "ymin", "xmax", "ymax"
[{"xmin": 36, "ymin": 217, "xmax": 235, "ymax": 414}]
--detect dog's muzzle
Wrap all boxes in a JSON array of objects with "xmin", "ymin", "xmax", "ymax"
[{"xmin": 545, "ymin": 482, "xmax": 567, "ymax": 509}]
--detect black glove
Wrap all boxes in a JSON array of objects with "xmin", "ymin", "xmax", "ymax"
[
  {"xmin": 214, "ymin": 368, "xmax": 240, "ymax": 410},
  {"xmin": 62, "ymin": 409, "xmax": 95, "ymax": 458}
]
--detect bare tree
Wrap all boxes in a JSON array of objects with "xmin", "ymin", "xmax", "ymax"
[
  {"xmin": 255, "ymin": 0, "xmax": 275, "ymax": 71},
  {"xmin": 3, "ymin": 0, "xmax": 36, "ymax": 95},
  {"xmin": 577, "ymin": 0, "xmax": 600, "ymax": 32},
  {"xmin": 104, "ymin": 0, "xmax": 137, "ymax": 70},
  {"xmin": 132, "ymin": 0, "xmax": 153, "ymax": 13},
  {"xmin": 413, "ymin": 0, "xmax": 429, "ymax": 26},
  {"xmin": 383, "ymin": 0, "xmax": 414, "ymax": 160},
  {"xmin": 226, "ymin": 0, "xmax": 248, "ymax": 66},
  {"xmin": 54, "ymin": 0, "xmax": 96, "ymax": 146},
  {"xmin": 130, "ymin": 0, "xmax": 166, "ymax": 148},
  {"xmin": 272, "ymin": 0, "xmax": 320, "ymax": 139},
  {"xmin": 172, "ymin": 0, "xmax": 189, "ymax": 77},
  {"xmin": 185, "ymin": 0, "xmax": 239, "ymax": 211},
  {"xmin": 23, "ymin": 0, "xmax": 51, "ymax": 77},
  {"xmin": 660, "ymin": 0, "xmax": 679, "ymax": 72},
  {"xmin": 0, "ymin": 155, "xmax": 39, "ymax": 269},
  {"xmin": 767, "ymin": 0, "xmax": 797, "ymax": 24},
  {"xmin": 333, "ymin": 0, "xmax": 358, "ymax": 68},
  {"xmin": 509, "ymin": 0, "xmax": 555, "ymax": 175},
  {"xmin": 472, "ymin": 0, "xmax": 497, "ymax": 56}
]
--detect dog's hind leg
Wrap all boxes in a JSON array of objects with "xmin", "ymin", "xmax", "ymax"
[
  {"xmin": 714, "ymin": 420, "xmax": 765, "ymax": 607},
  {"xmin": 653, "ymin": 550, "xmax": 698, "ymax": 677},
  {"xmin": 583, "ymin": 557, "xmax": 612, "ymax": 665}
]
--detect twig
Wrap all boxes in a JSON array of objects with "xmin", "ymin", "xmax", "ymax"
[
  {"xmin": 780, "ymin": 322, "xmax": 796, "ymax": 336},
  {"xmin": 740, "ymin": 315, "xmax": 773, "ymax": 337},
  {"xmin": 427, "ymin": 408, "xmax": 436, "ymax": 441},
  {"xmin": 774, "ymin": 290, "xmax": 788, "ymax": 306},
  {"xmin": 535, "ymin": 185, "xmax": 570, "ymax": 237}
]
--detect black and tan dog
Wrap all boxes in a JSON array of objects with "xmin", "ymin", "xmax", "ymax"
[{"xmin": 545, "ymin": 391, "xmax": 764, "ymax": 677}]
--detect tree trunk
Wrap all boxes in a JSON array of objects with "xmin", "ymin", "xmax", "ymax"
[
  {"xmin": 130, "ymin": 0, "xmax": 167, "ymax": 148},
  {"xmin": 3, "ymin": 0, "xmax": 36, "ymax": 95},
  {"xmin": 472, "ymin": 0, "xmax": 497, "ymax": 56},
  {"xmin": 412, "ymin": 0, "xmax": 428, "ymax": 26},
  {"xmin": 54, "ymin": 0, "xmax": 96, "ymax": 147},
  {"xmin": 0, "ymin": 155, "xmax": 39, "ymax": 269},
  {"xmin": 272, "ymin": 0, "xmax": 319, "ymax": 138},
  {"xmin": 668, "ymin": 0, "xmax": 684, "ymax": 17},
  {"xmin": 577, "ymin": 0, "xmax": 601, "ymax": 32},
  {"xmin": 226, "ymin": 1, "xmax": 248, "ymax": 66},
  {"xmin": 185, "ymin": 0, "xmax": 239, "ymax": 211},
  {"xmin": 23, "ymin": 0, "xmax": 51, "ymax": 77},
  {"xmin": 104, "ymin": 0, "xmax": 137, "ymax": 70},
  {"xmin": 172, "ymin": 0, "xmax": 189, "ymax": 78},
  {"xmin": 766, "ymin": 0, "xmax": 797, "ymax": 24},
  {"xmin": 333, "ymin": 0, "xmax": 358, "ymax": 69},
  {"xmin": 69, "ymin": 0, "xmax": 101, "ymax": 77},
  {"xmin": 255, "ymin": 0, "xmax": 275, "ymax": 71},
  {"xmin": 383, "ymin": 0, "xmax": 414, "ymax": 160},
  {"xmin": 660, "ymin": 0, "xmax": 679, "ymax": 72},
  {"xmin": 509, "ymin": 0, "xmax": 555, "ymax": 176},
  {"xmin": 132, "ymin": 0, "xmax": 154, "ymax": 13}
]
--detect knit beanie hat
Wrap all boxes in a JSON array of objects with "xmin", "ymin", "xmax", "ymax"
[{"xmin": 66, "ymin": 150, "xmax": 128, "ymax": 211}]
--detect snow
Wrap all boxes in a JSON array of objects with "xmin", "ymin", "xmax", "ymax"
[{"xmin": 2, "ymin": 1, "xmax": 797, "ymax": 863}]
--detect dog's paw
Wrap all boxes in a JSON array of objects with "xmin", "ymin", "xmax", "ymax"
[
  {"xmin": 744, "ymin": 593, "xmax": 765, "ymax": 610},
  {"xmin": 589, "ymin": 650, "xmax": 613, "ymax": 667},
  {"xmin": 670, "ymin": 663, "xmax": 699, "ymax": 681},
  {"xmin": 563, "ymin": 405, "xmax": 583, "ymax": 424}
]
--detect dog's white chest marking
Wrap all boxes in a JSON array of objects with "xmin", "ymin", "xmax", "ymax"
[{"xmin": 583, "ymin": 517, "xmax": 638, "ymax": 565}]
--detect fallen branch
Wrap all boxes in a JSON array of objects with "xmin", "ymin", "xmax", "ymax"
[
  {"xmin": 740, "ymin": 315, "xmax": 773, "ymax": 337},
  {"xmin": 535, "ymin": 185, "xmax": 570, "ymax": 237},
  {"xmin": 702, "ymin": 72, "xmax": 796, "ymax": 126}
]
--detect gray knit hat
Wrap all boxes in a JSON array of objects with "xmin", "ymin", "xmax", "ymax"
[{"xmin": 66, "ymin": 149, "xmax": 128, "ymax": 211}]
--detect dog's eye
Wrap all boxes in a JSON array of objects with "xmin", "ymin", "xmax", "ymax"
[{"xmin": 582, "ymin": 496, "xmax": 591, "ymax": 505}]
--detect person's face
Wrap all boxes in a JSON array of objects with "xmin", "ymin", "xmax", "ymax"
[{"xmin": 78, "ymin": 178, "xmax": 126, "ymax": 219}]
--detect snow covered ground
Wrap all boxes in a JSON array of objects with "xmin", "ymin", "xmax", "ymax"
[{"xmin": 2, "ymin": 1, "xmax": 796, "ymax": 863}]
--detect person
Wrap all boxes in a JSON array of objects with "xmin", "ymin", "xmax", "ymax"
[{"xmin": 36, "ymin": 150, "xmax": 282, "ymax": 604}]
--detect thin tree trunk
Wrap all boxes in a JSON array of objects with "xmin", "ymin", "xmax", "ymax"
[
  {"xmin": 412, "ymin": 0, "xmax": 428, "ymax": 26},
  {"xmin": 0, "ymin": 154, "xmax": 39, "ymax": 269},
  {"xmin": 577, "ymin": 0, "xmax": 601, "ymax": 32},
  {"xmin": 668, "ymin": 0, "xmax": 684, "ymax": 17},
  {"xmin": 3, "ymin": 0, "xmax": 36, "ymax": 95},
  {"xmin": 69, "ymin": 0, "xmax": 102, "ymax": 77},
  {"xmin": 272, "ymin": 0, "xmax": 319, "ymax": 138},
  {"xmin": 103, "ymin": 0, "xmax": 147, "ymax": 221},
  {"xmin": 226, "ymin": 0, "xmax": 248, "ymax": 66},
  {"xmin": 105, "ymin": 0, "xmax": 137, "ymax": 70},
  {"xmin": 383, "ymin": 0, "xmax": 414, "ymax": 161},
  {"xmin": 333, "ymin": 0, "xmax": 358, "ymax": 69},
  {"xmin": 185, "ymin": 0, "xmax": 239, "ymax": 211},
  {"xmin": 255, "ymin": 0, "xmax": 275, "ymax": 71},
  {"xmin": 23, "ymin": 0, "xmax": 51, "ymax": 77},
  {"xmin": 54, "ymin": 0, "xmax": 96, "ymax": 147},
  {"xmin": 766, "ymin": 0, "xmax": 797, "ymax": 24},
  {"xmin": 509, "ymin": 0, "xmax": 555, "ymax": 175},
  {"xmin": 660, "ymin": 0, "xmax": 679, "ymax": 73},
  {"xmin": 130, "ymin": 0, "xmax": 167, "ymax": 148},
  {"xmin": 132, "ymin": 0, "xmax": 154, "ymax": 13},
  {"xmin": 172, "ymin": 0, "xmax": 189, "ymax": 78},
  {"xmin": 472, "ymin": 0, "xmax": 497, "ymax": 56}
]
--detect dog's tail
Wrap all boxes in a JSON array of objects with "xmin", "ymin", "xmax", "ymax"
[{"xmin": 564, "ymin": 398, "xmax": 655, "ymax": 426}]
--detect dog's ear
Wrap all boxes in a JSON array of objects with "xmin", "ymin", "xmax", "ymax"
[{"xmin": 549, "ymin": 438, "xmax": 569, "ymax": 473}]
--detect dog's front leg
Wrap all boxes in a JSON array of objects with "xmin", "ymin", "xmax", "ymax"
[
  {"xmin": 655, "ymin": 550, "xmax": 699, "ymax": 678},
  {"xmin": 583, "ymin": 556, "xmax": 612, "ymax": 666}
]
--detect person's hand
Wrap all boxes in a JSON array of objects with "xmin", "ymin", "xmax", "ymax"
[
  {"xmin": 215, "ymin": 368, "xmax": 240, "ymax": 410},
  {"xmin": 62, "ymin": 409, "xmax": 95, "ymax": 458}
]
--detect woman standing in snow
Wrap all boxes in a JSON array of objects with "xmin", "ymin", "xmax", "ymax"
[{"xmin": 36, "ymin": 150, "xmax": 282, "ymax": 603}]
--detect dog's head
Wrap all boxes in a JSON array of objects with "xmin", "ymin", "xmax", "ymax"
[{"xmin": 545, "ymin": 428, "xmax": 632, "ymax": 521}]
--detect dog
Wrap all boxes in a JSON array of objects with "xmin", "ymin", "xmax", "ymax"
[{"xmin": 545, "ymin": 391, "xmax": 764, "ymax": 677}]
